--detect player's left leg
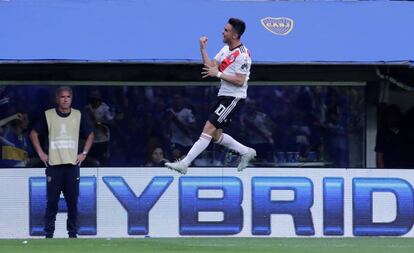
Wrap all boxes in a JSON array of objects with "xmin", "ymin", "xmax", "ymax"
[
  {"xmin": 214, "ymin": 130, "xmax": 256, "ymax": 171},
  {"xmin": 208, "ymin": 96, "xmax": 256, "ymax": 171}
]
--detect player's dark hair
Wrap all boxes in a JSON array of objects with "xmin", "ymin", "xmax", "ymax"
[{"xmin": 228, "ymin": 18, "xmax": 246, "ymax": 38}]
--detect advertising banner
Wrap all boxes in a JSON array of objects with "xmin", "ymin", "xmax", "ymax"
[{"xmin": 0, "ymin": 168, "xmax": 413, "ymax": 238}]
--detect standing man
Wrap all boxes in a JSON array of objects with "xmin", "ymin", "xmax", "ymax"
[
  {"xmin": 166, "ymin": 18, "xmax": 256, "ymax": 174},
  {"xmin": 30, "ymin": 86, "xmax": 94, "ymax": 238}
]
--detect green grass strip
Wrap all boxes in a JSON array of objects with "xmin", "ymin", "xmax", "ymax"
[{"xmin": 1, "ymin": 237, "xmax": 414, "ymax": 253}]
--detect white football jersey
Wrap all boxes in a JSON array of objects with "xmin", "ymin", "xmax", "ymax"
[{"xmin": 214, "ymin": 44, "xmax": 251, "ymax": 98}]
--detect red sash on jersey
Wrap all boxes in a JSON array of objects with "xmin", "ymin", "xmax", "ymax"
[{"xmin": 219, "ymin": 51, "xmax": 240, "ymax": 72}]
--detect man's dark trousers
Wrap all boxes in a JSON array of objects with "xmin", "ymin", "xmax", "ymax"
[{"xmin": 44, "ymin": 164, "xmax": 80, "ymax": 238}]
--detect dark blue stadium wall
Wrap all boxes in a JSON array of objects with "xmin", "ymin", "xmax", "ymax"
[{"xmin": 0, "ymin": 0, "xmax": 413, "ymax": 64}]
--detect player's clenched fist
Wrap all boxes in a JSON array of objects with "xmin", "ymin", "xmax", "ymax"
[{"xmin": 199, "ymin": 36, "xmax": 208, "ymax": 49}]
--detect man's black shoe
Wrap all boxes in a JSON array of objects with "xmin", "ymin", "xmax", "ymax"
[
  {"xmin": 45, "ymin": 234, "xmax": 53, "ymax": 239},
  {"xmin": 69, "ymin": 234, "xmax": 77, "ymax": 238}
]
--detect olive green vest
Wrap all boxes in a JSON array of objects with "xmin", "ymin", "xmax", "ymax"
[{"xmin": 45, "ymin": 108, "xmax": 81, "ymax": 165}]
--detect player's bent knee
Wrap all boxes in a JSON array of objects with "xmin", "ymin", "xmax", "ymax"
[
  {"xmin": 211, "ymin": 129, "xmax": 223, "ymax": 142},
  {"xmin": 202, "ymin": 121, "xmax": 217, "ymax": 135}
]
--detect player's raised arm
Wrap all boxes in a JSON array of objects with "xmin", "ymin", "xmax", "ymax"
[{"xmin": 200, "ymin": 36, "xmax": 218, "ymax": 67}]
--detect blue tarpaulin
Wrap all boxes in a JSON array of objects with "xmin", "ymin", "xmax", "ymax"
[{"xmin": 1, "ymin": 0, "xmax": 413, "ymax": 65}]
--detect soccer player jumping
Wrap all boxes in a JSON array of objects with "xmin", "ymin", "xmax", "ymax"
[{"xmin": 166, "ymin": 18, "xmax": 256, "ymax": 174}]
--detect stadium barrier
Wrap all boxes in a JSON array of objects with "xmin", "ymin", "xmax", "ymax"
[{"xmin": 0, "ymin": 168, "xmax": 413, "ymax": 238}]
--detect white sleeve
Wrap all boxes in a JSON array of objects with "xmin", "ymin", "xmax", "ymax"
[{"xmin": 234, "ymin": 53, "xmax": 251, "ymax": 74}]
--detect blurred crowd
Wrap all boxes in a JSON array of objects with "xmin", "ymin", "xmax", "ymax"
[{"xmin": 0, "ymin": 84, "xmax": 366, "ymax": 168}]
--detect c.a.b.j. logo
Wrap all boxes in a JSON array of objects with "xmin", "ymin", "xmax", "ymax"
[{"xmin": 261, "ymin": 17, "xmax": 294, "ymax": 36}]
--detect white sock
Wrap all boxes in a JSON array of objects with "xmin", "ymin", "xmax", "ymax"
[
  {"xmin": 181, "ymin": 133, "xmax": 212, "ymax": 166},
  {"xmin": 215, "ymin": 133, "xmax": 249, "ymax": 155}
]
